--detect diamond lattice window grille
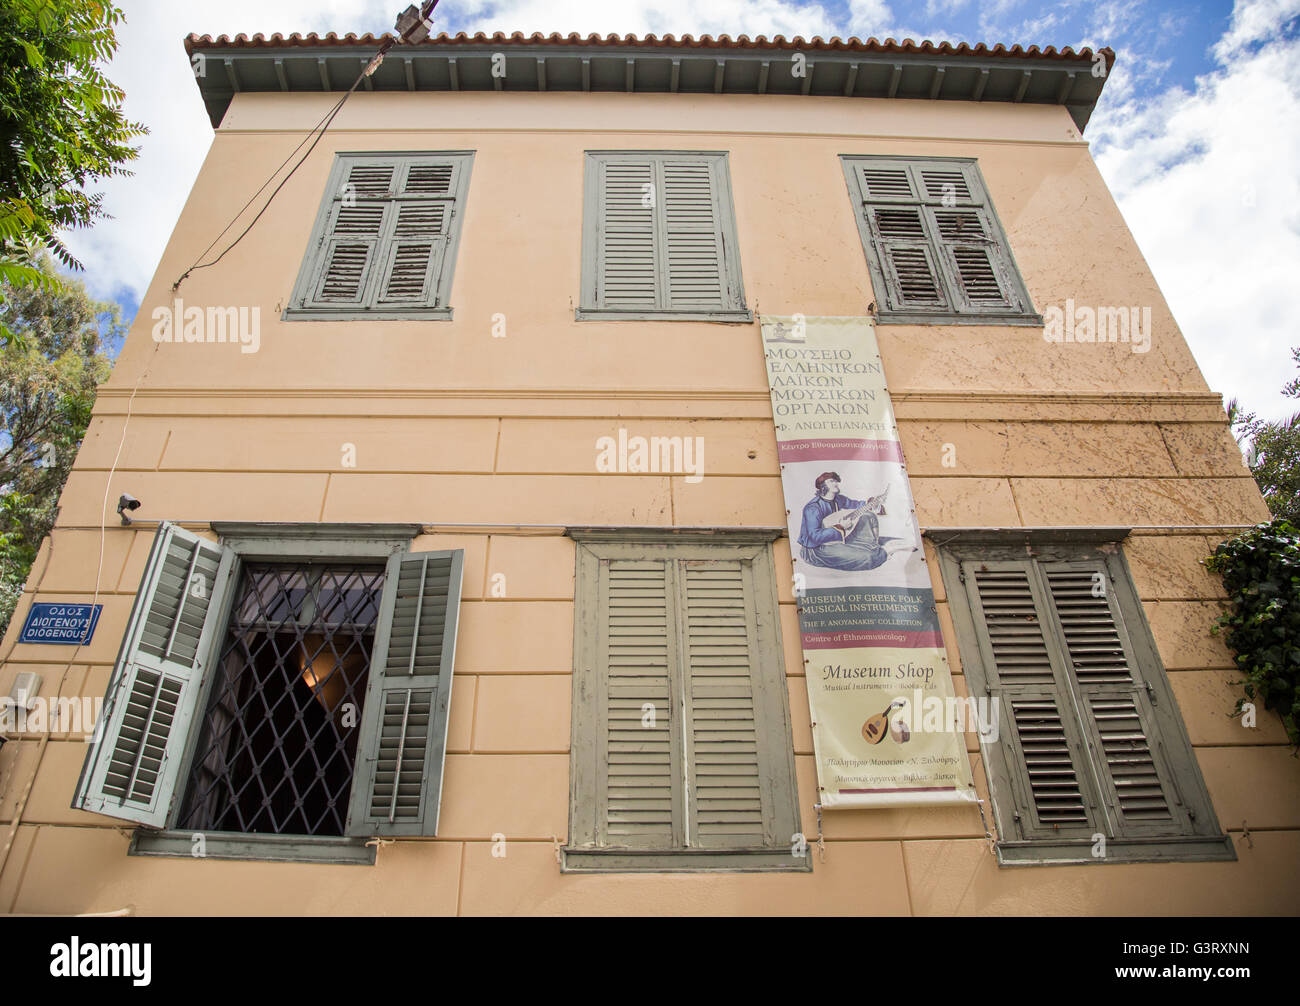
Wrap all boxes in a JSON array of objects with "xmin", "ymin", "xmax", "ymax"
[{"xmin": 177, "ymin": 562, "xmax": 387, "ymax": 836}]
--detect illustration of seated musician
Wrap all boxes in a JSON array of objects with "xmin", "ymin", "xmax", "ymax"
[{"xmin": 797, "ymin": 471, "xmax": 893, "ymax": 571}]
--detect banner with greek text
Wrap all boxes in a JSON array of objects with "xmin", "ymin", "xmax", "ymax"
[{"xmin": 761, "ymin": 315, "xmax": 977, "ymax": 808}]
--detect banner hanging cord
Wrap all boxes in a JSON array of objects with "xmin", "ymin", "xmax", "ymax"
[{"xmin": 976, "ymin": 798, "xmax": 996, "ymax": 854}]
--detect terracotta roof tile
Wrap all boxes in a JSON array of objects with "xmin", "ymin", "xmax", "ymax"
[{"xmin": 183, "ymin": 30, "xmax": 1114, "ymax": 68}]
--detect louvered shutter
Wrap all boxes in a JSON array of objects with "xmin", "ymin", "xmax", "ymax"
[
  {"xmin": 662, "ymin": 157, "xmax": 730, "ymax": 311},
  {"xmin": 304, "ymin": 161, "xmax": 396, "ymax": 308},
  {"xmin": 679, "ymin": 558, "xmax": 774, "ymax": 848},
  {"xmin": 374, "ymin": 160, "xmax": 458, "ymax": 306},
  {"xmin": 74, "ymin": 523, "xmax": 235, "ymax": 827},
  {"xmin": 297, "ymin": 154, "xmax": 470, "ymax": 314},
  {"xmin": 575, "ymin": 541, "xmax": 795, "ymax": 858},
  {"xmin": 347, "ymin": 549, "xmax": 463, "ymax": 837},
  {"xmin": 1041, "ymin": 562, "xmax": 1191, "ymax": 836},
  {"xmin": 855, "ymin": 163, "xmax": 948, "ymax": 313},
  {"xmin": 917, "ymin": 166, "xmax": 1019, "ymax": 313},
  {"xmin": 595, "ymin": 157, "xmax": 660, "ymax": 311},
  {"xmin": 846, "ymin": 156, "xmax": 1032, "ymax": 319},
  {"xmin": 962, "ymin": 559, "xmax": 1102, "ymax": 840},
  {"xmin": 585, "ymin": 152, "xmax": 746, "ymax": 318},
  {"xmin": 597, "ymin": 557, "xmax": 681, "ymax": 847}
]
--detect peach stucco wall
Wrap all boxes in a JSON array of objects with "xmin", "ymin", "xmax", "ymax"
[{"xmin": 0, "ymin": 87, "xmax": 1292, "ymax": 915}]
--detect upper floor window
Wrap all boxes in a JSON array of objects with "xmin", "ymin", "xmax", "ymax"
[
  {"xmin": 579, "ymin": 151, "xmax": 751, "ymax": 323},
  {"xmin": 840, "ymin": 155, "xmax": 1039, "ymax": 325},
  {"xmin": 285, "ymin": 152, "xmax": 473, "ymax": 321}
]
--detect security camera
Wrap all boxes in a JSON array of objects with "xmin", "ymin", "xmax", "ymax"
[{"xmin": 117, "ymin": 493, "xmax": 142, "ymax": 526}]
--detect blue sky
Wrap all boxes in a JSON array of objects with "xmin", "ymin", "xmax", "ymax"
[{"xmin": 66, "ymin": 0, "xmax": 1300, "ymax": 421}]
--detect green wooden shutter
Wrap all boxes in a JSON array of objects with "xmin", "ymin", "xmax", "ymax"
[
  {"xmin": 346, "ymin": 549, "xmax": 464, "ymax": 837},
  {"xmin": 374, "ymin": 160, "xmax": 460, "ymax": 306},
  {"xmin": 584, "ymin": 152, "xmax": 747, "ymax": 319},
  {"xmin": 598, "ymin": 556, "xmax": 682, "ymax": 848},
  {"xmin": 571, "ymin": 539, "xmax": 799, "ymax": 863},
  {"xmin": 304, "ymin": 161, "xmax": 396, "ymax": 308},
  {"xmin": 1040, "ymin": 562, "xmax": 1192, "ymax": 836},
  {"xmin": 844, "ymin": 156, "xmax": 1034, "ymax": 321},
  {"xmin": 678, "ymin": 557, "xmax": 774, "ymax": 848},
  {"xmin": 595, "ymin": 156, "xmax": 660, "ymax": 311},
  {"xmin": 294, "ymin": 153, "xmax": 472, "ymax": 316},
  {"xmin": 918, "ymin": 165, "xmax": 1020, "ymax": 314},
  {"xmin": 74, "ymin": 523, "xmax": 235, "ymax": 828},
  {"xmin": 662, "ymin": 157, "xmax": 729, "ymax": 312},
  {"xmin": 962, "ymin": 559, "xmax": 1102, "ymax": 841}
]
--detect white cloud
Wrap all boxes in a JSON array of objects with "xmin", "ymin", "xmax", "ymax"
[{"xmin": 1092, "ymin": 0, "xmax": 1300, "ymax": 421}]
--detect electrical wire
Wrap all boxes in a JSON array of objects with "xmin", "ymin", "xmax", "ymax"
[{"xmin": 171, "ymin": 39, "xmax": 393, "ymax": 293}]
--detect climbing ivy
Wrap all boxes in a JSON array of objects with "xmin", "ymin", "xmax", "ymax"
[{"xmin": 1205, "ymin": 519, "xmax": 1300, "ymax": 749}]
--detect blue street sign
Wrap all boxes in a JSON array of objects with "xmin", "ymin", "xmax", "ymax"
[{"xmin": 19, "ymin": 603, "xmax": 103, "ymax": 645}]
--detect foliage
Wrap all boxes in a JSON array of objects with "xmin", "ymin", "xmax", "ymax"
[
  {"xmin": 0, "ymin": 253, "xmax": 119, "ymax": 634},
  {"xmin": 0, "ymin": 0, "xmax": 146, "ymax": 344},
  {"xmin": 1205, "ymin": 519, "xmax": 1300, "ymax": 749},
  {"xmin": 1231, "ymin": 347, "xmax": 1300, "ymax": 524}
]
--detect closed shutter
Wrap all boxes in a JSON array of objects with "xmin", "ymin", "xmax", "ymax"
[
  {"xmin": 844, "ymin": 156, "xmax": 1032, "ymax": 319},
  {"xmin": 297, "ymin": 154, "xmax": 471, "ymax": 314},
  {"xmin": 679, "ymin": 558, "xmax": 771, "ymax": 848},
  {"xmin": 595, "ymin": 157, "xmax": 660, "ymax": 311},
  {"xmin": 375, "ymin": 160, "xmax": 459, "ymax": 306},
  {"xmin": 962, "ymin": 559, "xmax": 1101, "ymax": 841},
  {"xmin": 662, "ymin": 157, "xmax": 728, "ymax": 311},
  {"xmin": 1041, "ymin": 562, "xmax": 1190, "ymax": 836},
  {"xmin": 585, "ymin": 152, "xmax": 746, "ymax": 318},
  {"xmin": 347, "ymin": 549, "xmax": 464, "ymax": 837},
  {"xmin": 74, "ymin": 523, "xmax": 235, "ymax": 828},
  {"xmin": 575, "ymin": 541, "xmax": 797, "ymax": 858},
  {"xmin": 598, "ymin": 557, "xmax": 681, "ymax": 847}
]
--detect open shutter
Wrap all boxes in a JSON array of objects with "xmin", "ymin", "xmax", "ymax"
[
  {"xmin": 662, "ymin": 157, "xmax": 728, "ymax": 311},
  {"xmin": 1041, "ymin": 563, "xmax": 1191, "ymax": 836},
  {"xmin": 963, "ymin": 559, "xmax": 1102, "ymax": 841},
  {"xmin": 73, "ymin": 523, "xmax": 234, "ymax": 828},
  {"xmin": 596, "ymin": 557, "xmax": 682, "ymax": 847},
  {"xmin": 595, "ymin": 157, "xmax": 660, "ymax": 310},
  {"xmin": 347, "ymin": 549, "xmax": 463, "ymax": 837},
  {"xmin": 678, "ymin": 557, "xmax": 772, "ymax": 849}
]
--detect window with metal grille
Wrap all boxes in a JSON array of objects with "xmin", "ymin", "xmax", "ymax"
[
  {"xmin": 578, "ymin": 151, "xmax": 751, "ymax": 322},
  {"xmin": 563, "ymin": 530, "xmax": 805, "ymax": 872},
  {"xmin": 285, "ymin": 152, "xmax": 473, "ymax": 321},
  {"xmin": 72, "ymin": 523, "xmax": 466, "ymax": 863},
  {"xmin": 840, "ymin": 155, "xmax": 1039, "ymax": 325},
  {"xmin": 929, "ymin": 530, "xmax": 1233, "ymax": 865},
  {"xmin": 176, "ymin": 562, "xmax": 385, "ymax": 837}
]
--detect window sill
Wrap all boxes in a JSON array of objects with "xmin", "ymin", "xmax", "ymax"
[
  {"xmin": 561, "ymin": 847, "xmax": 813, "ymax": 873},
  {"xmin": 129, "ymin": 830, "xmax": 377, "ymax": 865},
  {"xmin": 281, "ymin": 307, "xmax": 453, "ymax": 322},
  {"xmin": 575, "ymin": 308, "xmax": 754, "ymax": 324},
  {"xmin": 995, "ymin": 834, "xmax": 1237, "ymax": 867},
  {"xmin": 874, "ymin": 311, "xmax": 1044, "ymax": 327}
]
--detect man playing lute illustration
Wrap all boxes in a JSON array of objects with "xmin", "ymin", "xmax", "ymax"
[{"xmin": 797, "ymin": 471, "xmax": 895, "ymax": 572}]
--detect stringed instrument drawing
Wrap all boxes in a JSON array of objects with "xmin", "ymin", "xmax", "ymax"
[
  {"xmin": 862, "ymin": 698, "xmax": 907, "ymax": 745},
  {"xmin": 821, "ymin": 485, "xmax": 890, "ymax": 541}
]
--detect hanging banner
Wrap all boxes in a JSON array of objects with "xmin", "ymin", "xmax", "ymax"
[{"xmin": 761, "ymin": 315, "xmax": 977, "ymax": 808}]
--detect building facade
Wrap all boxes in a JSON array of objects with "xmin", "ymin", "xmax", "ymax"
[{"xmin": 0, "ymin": 32, "xmax": 1294, "ymax": 915}]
